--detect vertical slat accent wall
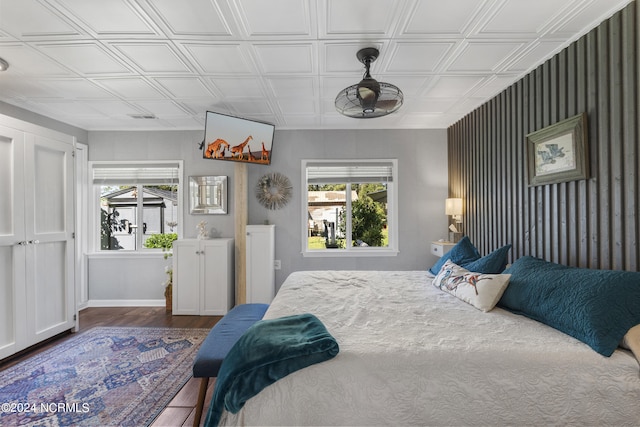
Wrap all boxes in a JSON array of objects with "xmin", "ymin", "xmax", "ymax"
[{"xmin": 448, "ymin": 2, "xmax": 638, "ymax": 271}]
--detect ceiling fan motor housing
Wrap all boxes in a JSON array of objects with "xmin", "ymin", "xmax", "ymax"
[{"xmin": 356, "ymin": 48, "xmax": 381, "ymax": 113}]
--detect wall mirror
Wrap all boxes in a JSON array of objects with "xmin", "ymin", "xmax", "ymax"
[{"xmin": 189, "ymin": 176, "xmax": 227, "ymax": 214}]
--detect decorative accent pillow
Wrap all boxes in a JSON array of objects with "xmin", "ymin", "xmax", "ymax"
[
  {"xmin": 463, "ymin": 244, "xmax": 512, "ymax": 274},
  {"xmin": 433, "ymin": 260, "xmax": 512, "ymax": 312},
  {"xmin": 428, "ymin": 236, "xmax": 480, "ymax": 275},
  {"xmin": 621, "ymin": 324, "xmax": 640, "ymax": 366},
  {"xmin": 499, "ymin": 256, "xmax": 640, "ymax": 357}
]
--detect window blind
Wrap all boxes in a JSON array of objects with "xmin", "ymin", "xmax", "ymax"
[
  {"xmin": 92, "ymin": 162, "xmax": 180, "ymax": 185},
  {"xmin": 306, "ymin": 161, "xmax": 394, "ymax": 184}
]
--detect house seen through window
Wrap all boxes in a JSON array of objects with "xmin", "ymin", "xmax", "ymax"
[
  {"xmin": 92, "ymin": 162, "xmax": 181, "ymax": 252},
  {"xmin": 303, "ymin": 159, "xmax": 398, "ymax": 256}
]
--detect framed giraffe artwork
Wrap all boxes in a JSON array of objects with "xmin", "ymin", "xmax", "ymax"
[{"xmin": 202, "ymin": 111, "xmax": 275, "ymax": 165}]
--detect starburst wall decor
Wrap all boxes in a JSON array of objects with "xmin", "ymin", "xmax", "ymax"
[{"xmin": 256, "ymin": 172, "xmax": 292, "ymax": 210}]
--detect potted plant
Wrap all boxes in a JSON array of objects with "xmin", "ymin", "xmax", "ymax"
[
  {"xmin": 163, "ymin": 265, "xmax": 173, "ymax": 312},
  {"xmin": 144, "ymin": 232, "xmax": 178, "ymax": 312}
]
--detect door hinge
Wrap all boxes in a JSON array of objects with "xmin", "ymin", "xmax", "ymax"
[
  {"xmin": 73, "ymin": 314, "xmax": 77, "ymax": 321},
  {"xmin": 72, "ymin": 232, "xmax": 75, "ymax": 239}
]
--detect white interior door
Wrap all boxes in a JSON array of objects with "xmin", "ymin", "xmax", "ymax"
[
  {"xmin": 25, "ymin": 133, "xmax": 75, "ymax": 342},
  {"xmin": 0, "ymin": 125, "xmax": 27, "ymax": 359}
]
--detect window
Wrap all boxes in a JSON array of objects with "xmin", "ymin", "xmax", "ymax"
[
  {"xmin": 90, "ymin": 161, "xmax": 182, "ymax": 252},
  {"xmin": 302, "ymin": 159, "xmax": 398, "ymax": 257}
]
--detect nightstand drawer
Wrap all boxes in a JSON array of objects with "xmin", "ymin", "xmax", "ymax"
[{"xmin": 431, "ymin": 241, "xmax": 455, "ymax": 257}]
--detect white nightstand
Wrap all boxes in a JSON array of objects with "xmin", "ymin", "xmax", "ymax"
[{"xmin": 431, "ymin": 241, "xmax": 456, "ymax": 257}]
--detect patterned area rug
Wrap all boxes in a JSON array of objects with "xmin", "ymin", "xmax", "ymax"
[{"xmin": 0, "ymin": 326, "xmax": 209, "ymax": 426}]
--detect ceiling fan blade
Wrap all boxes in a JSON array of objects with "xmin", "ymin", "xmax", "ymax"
[{"xmin": 375, "ymin": 99, "xmax": 401, "ymax": 110}]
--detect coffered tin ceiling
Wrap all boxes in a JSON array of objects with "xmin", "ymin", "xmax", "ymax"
[{"xmin": 0, "ymin": 0, "xmax": 632, "ymax": 130}]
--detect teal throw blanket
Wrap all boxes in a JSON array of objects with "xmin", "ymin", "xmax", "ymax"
[{"xmin": 205, "ymin": 313, "xmax": 339, "ymax": 427}]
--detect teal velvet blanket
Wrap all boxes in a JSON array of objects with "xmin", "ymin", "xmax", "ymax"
[{"xmin": 205, "ymin": 313, "xmax": 339, "ymax": 427}]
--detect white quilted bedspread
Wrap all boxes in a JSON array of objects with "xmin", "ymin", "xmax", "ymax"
[{"xmin": 220, "ymin": 270, "xmax": 640, "ymax": 426}]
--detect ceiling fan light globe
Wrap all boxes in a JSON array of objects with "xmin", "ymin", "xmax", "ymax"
[
  {"xmin": 357, "ymin": 78, "xmax": 380, "ymax": 98},
  {"xmin": 357, "ymin": 78, "xmax": 380, "ymax": 113},
  {"xmin": 357, "ymin": 86, "xmax": 376, "ymax": 100},
  {"xmin": 358, "ymin": 91, "xmax": 377, "ymax": 113}
]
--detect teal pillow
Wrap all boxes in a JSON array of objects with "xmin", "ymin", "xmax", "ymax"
[
  {"xmin": 498, "ymin": 256, "xmax": 640, "ymax": 356},
  {"xmin": 428, "ymin": 236, "xmax": 480, "ymax": 275},
  {"xmin": 464, "ymin": 244, "xmax": 512, "ymax": 274}
]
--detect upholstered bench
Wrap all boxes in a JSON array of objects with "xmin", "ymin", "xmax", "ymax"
[{"xmin": 192, "ymin": 303, "xmax": 269, "ymax": 426}]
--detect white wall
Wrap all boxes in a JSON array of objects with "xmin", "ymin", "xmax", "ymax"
[
  {"xmin": 247, "ymin": 129, "xmax": 449, "ymax": 289},
  {"xmin": 88, "ymin": 129, "xmax": 235, "ymax": 303},
  {"xmin": 87, "ymin": 127, "xmax": 449, "ymax": 301},
  {"xmin": 88, "ymin": 130, "xmax": 237, "ymax": 239},
  {"xmin": 88, "ymin": 254, "xmax": 169, "ymax": 304},
  {"xmin": 0, "ymin": 103, "xmax": 450, "ymax": 303}
]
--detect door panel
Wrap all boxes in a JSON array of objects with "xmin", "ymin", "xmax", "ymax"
[
  {"xmin": 33, "ymin": 242, "xmax": 67, "ymax": 334},
  {"xmin": 0, "ymin": 126, "xmax": 27, "ymax": 359},
  {"xmin": 201, "ymin": 241, "xmax": 226, "ymax": 315},
  {"xmin": 0, "ymin": 126, "xmax": 25, "ymax": 240},
  {"xmin": 0, "ymin": 246, "xmax": 19, "ymax": 358},
  {"xmin": 32, "ymin": 141, "xmax": 67, "ymax": 233},
  {"xmin": 173, "ymin": 240, "xmax": 200, "ymax": 315},
  {"xmin": 25, "ymin": 134, "xmax": 75, "ymax": 342}
]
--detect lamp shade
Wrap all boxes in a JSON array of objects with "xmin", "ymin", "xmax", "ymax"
[{"xmin": 445, "ymin": 198, "xmax": 463, "ymax": 216}]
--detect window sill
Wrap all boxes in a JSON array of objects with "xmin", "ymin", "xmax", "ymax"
[
  {"xmin": 302, "ymin": 248, "xmax": 399, "ymax": 258},
  {"xmin": 87, "ymin": 251, "xmax": 168, "ymax": 260}
]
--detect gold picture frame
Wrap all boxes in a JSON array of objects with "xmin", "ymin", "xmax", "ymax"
[{"xmin": 526, "ymin": 112, "xmax": 589, "ymax": 186}]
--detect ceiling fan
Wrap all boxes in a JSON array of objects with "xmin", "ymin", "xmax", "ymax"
[{"xmin": 335, "ymin": 47, "xmax": 403, "ymax": 119}]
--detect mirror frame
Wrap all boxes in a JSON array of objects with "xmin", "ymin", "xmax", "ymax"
[{"xmin": 189, "ymin": 175, "xmax": 227, "ymax": 214}]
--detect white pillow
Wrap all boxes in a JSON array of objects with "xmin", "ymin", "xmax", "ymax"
[
  {"xmin": 621, "ymin": 324, "xmax": 640, "ymax": 366},
  {"xmin": 433, "ymin": 260, "xmax": 511, "ymax": 312}
]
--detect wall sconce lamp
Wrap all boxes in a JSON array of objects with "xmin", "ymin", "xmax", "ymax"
[
  {"xmin": 445, "ymin": 198, "xmax": 463, "ymax": 223},
  {"xmin": 445, "ymin": 198, "xmax": 463, "ymax": 242}
]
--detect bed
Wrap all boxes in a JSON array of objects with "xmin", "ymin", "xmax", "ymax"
[{"xmin": 215, "ymin": 267, "xmax": 640, "ymax": 426}]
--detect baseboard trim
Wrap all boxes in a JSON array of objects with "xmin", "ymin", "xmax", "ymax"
[{"xmin": 87, "ymin": 299, "xmax": 165, "ymax": 308}]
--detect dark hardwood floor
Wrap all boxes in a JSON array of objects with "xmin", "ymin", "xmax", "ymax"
[{"xmin": 0, "ymin": 307, "xmax": 221, "ymax": 427}]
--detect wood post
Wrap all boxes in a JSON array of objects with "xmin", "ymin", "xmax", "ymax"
[{"xmin": 234, "ymin": 163, "xmax": 247, "ymax": 305}]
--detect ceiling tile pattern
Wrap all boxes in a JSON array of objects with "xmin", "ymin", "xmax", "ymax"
[{"xmin": 0, "ymin": 0, "xmax": 632, "ymax": 131}]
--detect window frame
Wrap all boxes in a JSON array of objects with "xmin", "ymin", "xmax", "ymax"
[
  {"xmin": 89, "ymin": 160, "xmax": 183, "ymax": 254},
  {"xmin": 301, "ymin": 159, "xmax": 399, "ymax": 257}
]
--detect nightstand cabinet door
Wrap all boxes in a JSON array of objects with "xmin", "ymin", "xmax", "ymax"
[
  {"xmin": 173, "ymin": 238, "xmax": 234, "ymax": 315},
  {"xmin": 201, "ymin": 239, "xmax": 234, "ymax": 315},
  {"xmin": 172, "ymin": 240, "xmax": 200, "ymax": 315}
]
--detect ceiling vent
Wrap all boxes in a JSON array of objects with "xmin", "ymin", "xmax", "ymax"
[{"xmin": 129, "ymin": 114, "xmax": 157, "ymax": 120}]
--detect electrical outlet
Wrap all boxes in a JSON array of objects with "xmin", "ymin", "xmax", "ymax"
[{"xmin": 274, "ymin": 260, "xmax": 281, "ymax": 270}]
